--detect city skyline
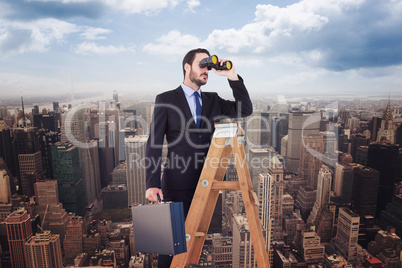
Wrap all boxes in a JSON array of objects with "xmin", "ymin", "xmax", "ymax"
[{"xmin": 1, "ymin": 0, "xmax": 402, "ymax": 99}]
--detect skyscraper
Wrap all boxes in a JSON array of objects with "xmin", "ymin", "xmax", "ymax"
[
  {"xmin": 0, "ymin": 169, "xmax": 11, "ymax": 204},
  {"xmin": 232, "ymin": 214, "xmax": 262, "ymax": 268},
  {"xmin": 63, "ymin": 216, "xmax": 84, "ymax": 265},
  {"xmin": 352, "ymin": 166, "xmax": 380, "ymax": 217},
  {"xmin": 34, "ymin": 180, "xmax": 70, "ymax": 243},
  {"xmin": 51, "ymin": 142, "xmax": 86, "ymax": 216},
  {"xmin": 367, "ymin": 142, "xmax": 399, "ymax": 217},
  {"xmin": 12, "ymin": 127, "xmax": 42, "ymax": 194},
  {"xmin": 18, "ymin": 151, "xmax": 43, "ymax": 196},
  {"xmin": 5, "ymin": 209, "xmax": 32, "ymax": 268},
  {"xmin": 376, "ymin": 100, "xmax": 395, "ymax": 143},
  {"xmin": 308, "ymin": 165, "xmax": 332, "ymax": 224},
  {"xmin": 286, "ymin": 111, "xmax": 320, "ymax": 173},
  {"xmin": 334, "ymin": 162, "xmax": 358, "ymax": 204},
  {"xmin": 331, "ymin": 207, "xmax": 360, "ymax": 266},
  {"xmin": 298, "ymin": 134, "xmax": 323, "ymax": 190},
  {"xmin": 270, "ymin": 112, "xmax": 289, "ymax": 153},
  {"xmin": 25, "ymin": 230, "xmax": 63, "ymax": 268},
  {"xmin": 80, "ymin": 141, "xmax": 101, "ymax": 206},
  {"xmin": 125, "ymin": 135, "xmax": 148, "ymax": 206},
  {"xmin": 246, "ymin": 110, "xmax": 270, "ymax": 148},
  {"xmin": 249, "ymin": 147, "xmax": 272, "ymax": 191}
]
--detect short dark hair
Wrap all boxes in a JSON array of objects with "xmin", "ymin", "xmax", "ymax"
[{"xmin": 182, "ymin": 48, "xmax": 210, "ymax": 78}]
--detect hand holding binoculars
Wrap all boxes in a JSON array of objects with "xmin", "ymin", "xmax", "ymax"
[{"xmin": 199, "ymin": 55, "xmax": 232, "ymax": 71}]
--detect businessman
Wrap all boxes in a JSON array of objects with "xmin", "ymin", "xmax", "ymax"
[{"xmin": 145, "ymin": 48, "xmax": 252, "ymax": 267}]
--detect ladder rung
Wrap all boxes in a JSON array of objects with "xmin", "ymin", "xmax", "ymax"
[
  {"xmin": 195, "ymin": 232, "xmax": 205, "ymax": 237},
  {"xmin": 211, "ymin": 181, "xmax": 240, "ymax": 191}
]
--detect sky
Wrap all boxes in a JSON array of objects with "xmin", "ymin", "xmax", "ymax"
[{"xmin": 0, "ymin": 0, "xmax": 402, "ymax": 100}]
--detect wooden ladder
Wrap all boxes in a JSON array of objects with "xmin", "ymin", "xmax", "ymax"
[{"xmin": 170, "ymin": 122, "xmax": 269, "ymax": 267}]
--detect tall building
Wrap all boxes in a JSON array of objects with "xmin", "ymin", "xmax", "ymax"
[
  {"xmin": 249, "ymin": 147, "xmax": 272, "ymax": 191},
  {"xmin": 63, "ymin": 216, "xmax": 84, "ymax": 265},
  {"xmin": 270, "ymin": 112, "xmax": 289, "ymax": 153},
  {"xmin": 125, "ymin": 135, "xmax": 148, "ymax": 206},
  {"xmin": 367, "ymin": 142, "xmax": 399, "ymax": 217},
  {"xmin": 294, "ymin": 224, "xmax": 325, "ymax": 265},
  {"xmin": 51, "ymin": 142, "xmax": 86, "ymax": 216},
  {"xmin": 286, "ymin": 111, "xmax": 320, "ymax": 173},
  {"xmin": 211, "ymin": 233, "xmax": 233, "ymax": 267},
  {"xmin": 295, "ymin": 186, "xmax": 316, "ymax": 221},
  {"xmin": 0, "ymin": 128, "xmax": 16, "ymax": 178},
  {"xmin": 5, "ymin": 209, "xmax": 32, "ymax": 268},
  {"xmin": 298, "ymin": 134, "xmax": 323, "ymax": 190},
  {"xmin": 267, "ymin": 155, "xmax": 284, "ymax": 241},
  {"xmin": 308, "ymin": 165, "xmax": 332, "ymax": 224},
  {"xmin": 102, "ymin": 185, "xmax": 128, "ymax": 210},
  {"xmin": 18, "ymin": 151, "xmax": 43, "ymax": 197},
  {"xmin": 334, "ymin": 163, "xmax": 357, "ymax": 204},
  {"xmin": 11, "ymin": 127, "xmax": 42, "ymax": 193},
  {"xmin": 232, "ymin": 214, "xmax": 262, "ymax": 268},
  {"xmin": 0, "ymin": 170, "xmax": 11, "ymax": 204},
  {"xmin": 80, "ymin": 141, "xmax": 101, "ymax": 206},
  {"xmin": 376, "ymin": 100, "xmax": 395, "ymax": 143},
  {"xmin": 378, "ymin": 186, "xmax": 402, "ymax": 238},
  {"xmin": 351, "ymin": 166, "xmax": 380, "ymax": 217},
  {"xmin": 331, "ymin": 207, "xmax": 360, "ymax": 266},
  {"xmin": 110, "ymin": 162, "xmax": 127, "ymax": 185},
  {"xmin": 34, "ymin": 180, "xmax": 70, "ymax": 243},
  {"xmin": 25, "ymin": 230, "xmax": 63, "ymax": 268},
  {"xmin": 246, "ymin": 110, "xmax": 270, "ymax": 148},
  {"xmin": 350, "ymin": 134, "xmax": 370, "ymax": 163}
]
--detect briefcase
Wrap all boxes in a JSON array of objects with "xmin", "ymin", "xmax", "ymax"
[{"xmin": 131, "ymin": 202, "xmax": 187, "ymax": 255}]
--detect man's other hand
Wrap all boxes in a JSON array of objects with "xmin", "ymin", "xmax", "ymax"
[{"xmin": 145, "ymin": 187, "xmax": 164, "ymax": 202}]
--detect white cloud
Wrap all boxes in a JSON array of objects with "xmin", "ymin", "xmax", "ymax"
[
  {"xmin": 75, "ymin": 41, "xmax": 135, "ymax": 55},
  {"xmin": 80, "ymin": 27, "xmax": 112, "ymax": 40},
  {"xmin": 102, "ymin": 0, "xmax": 182, "ymax": 15},
  {"xmin": 142, "ymin": 30, "xmax": 203, "ymax": 55},
  {"xmin": 187, "ymin": 0, "xmax": 200, "ymax": 13},
  {"xmin": 0, "ymin": 18, "xmax": 78, "ymax": 56}
]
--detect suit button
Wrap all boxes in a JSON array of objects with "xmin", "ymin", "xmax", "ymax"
[{"xmin": 198, "ymin": 135, "xmax": 202, "ymax": 138}]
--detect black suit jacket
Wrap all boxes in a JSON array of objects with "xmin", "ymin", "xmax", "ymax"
[{"xmin": 145, "ymin": 76, "xmax": 252, "ymax": 191}]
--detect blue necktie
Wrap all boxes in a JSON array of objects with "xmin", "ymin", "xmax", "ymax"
[{"xmin": 194, "ymin": 91, "xmax": 202, "ymax": 128}]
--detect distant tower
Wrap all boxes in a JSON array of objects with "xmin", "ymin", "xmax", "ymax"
[
  {"xmin": 376, "ymin": 100, "xmax": 395, "ymax": 143},
  {"xmin": 113, "ymin": 90, "xmax": 119, "ymax": 102},
  {"xmin": 259, "ymin": 154, "xmax": 284, "ymax": 265},
  {"xmin": 232, "ymin": 214, "xmax": 262, "ymax": 268},
  {"xmin": 26, "ymin": 230, "xmax": 63, "ymax": 268},
  {"xmin": 367, "ymin": 142, "xmax": 399, "ymax": 217},
  {"xmin": 51, "ymin": 142, "xmax": 86, "ymax": 216},
  {"xmin": 53, "ymin": 102, "xmax": 59, "ymax": 112},
  {"xmin": 0, "ymin": 169, "xmax": 11, "ymax": 203},
  {"xmin": 12, "ymin": 127, "xmax": 42, "ymax": 194},
  {"xmin": 5, "ymin": 209, "xmax": 32, "ymax": 268},
  {"xmin": 125, "ymin": 135, "xmax": 148, "ymax": 206},
  {"xmin": 249, "ymin": 147, "xmax": 272, "ymax": 191},
  {"xmin": 308, "ymin": 165, "xmax": 332, "ymax": 224},
  {"xmin": 34, "ymin": 180, "xmax": 70, "ymax": 244},
  {"xmin": 334, "ymin": 163, "xmax": 358, "ymax": 204},
  {"xmin": 246, "ymin": 110, "xmax": 270, "ymax": 148},
  {"xmin": 63, "ymin": 216, "xmax": 84, "ymax": 265},
  {"xmin": 298, "ymin": 134, "xmax": 323, "ymax": 190},
  {"xmin": 332, "ymin": 207, "xmax": 360, "ymax": 266},
  {"xmin": 351, "ymin": 166, "xmax": 380, "ymax": 217},
  {"xmin": 286, "ymin": 111, "xmax": 320, "ymax": 173}
]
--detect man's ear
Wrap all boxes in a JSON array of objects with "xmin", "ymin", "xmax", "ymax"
[{"xmin": 184, "ymin": 63, "xmax": 191, "ymax": 73}]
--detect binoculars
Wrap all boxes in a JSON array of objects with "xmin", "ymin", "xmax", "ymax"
[{"xmin": 199, "ymin": 55, "xmax": 232, "ymax": 71}]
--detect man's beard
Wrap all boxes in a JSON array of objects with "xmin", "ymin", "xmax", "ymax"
[{"xmin": 189, "ymin": 68, "xmax": 207, "ymax": 87}]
